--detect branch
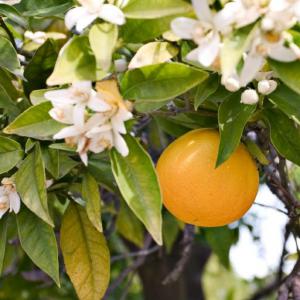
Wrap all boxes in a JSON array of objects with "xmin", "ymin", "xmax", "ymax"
[
  {"xmin": 162, "ymin": 224, "xmax": 195, "ymax": 285},
  {"xmin": 0, "ymin": 17, "xmax": 17, "ymax": 49}
]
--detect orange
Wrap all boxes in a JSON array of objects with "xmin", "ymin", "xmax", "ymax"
[{"xmin": 156, "ymin": 129, "xmax": 259, "ymax": 227}]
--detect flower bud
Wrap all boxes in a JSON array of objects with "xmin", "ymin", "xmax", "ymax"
[
  {"xmin": 224, "ymin": 77, "xmax": 240, "ymax": 92},
  {"xmin": 241, "ymin": 89, "xmax": 259, "ymax": 105},
  {"xmin": 114, "ymin": 58, "xmax": 128, "ymax": 73},
  {"xmin": 258, "ymin": 79, "xmax": 277, "ymax": 95},
  {"xmin": 261, "ymin": 17, "xmax": 274, "ymax": 32}
]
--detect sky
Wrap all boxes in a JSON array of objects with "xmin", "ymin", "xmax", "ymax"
[{"xmin": 230, "ymin": 184, "xmax": 298, "ymax": 280}]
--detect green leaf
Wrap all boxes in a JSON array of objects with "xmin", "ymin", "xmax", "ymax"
[
  {"xmin": 134, "ymin": 99, "xmax": 170, "ymax": 113},
  {"xmin": 116, "ymin": 200, "xmax": 144, "ymax": 248},
  {"xmin": 57, "ymin": 152, "xmax": 79, "ymax": 179},
  {"xmin": 60, "ymin": 202, "xmax": 110, "ymax": 300},
  {"xmin": 30, "ymin": 88, "xmax": 50, "ymax": 105},
  {"xmin": 17, "ymin": 0, "xmax": 73, "ymax": 17},
  {"xmin": 120, "ymin": 16, "xmax": 179, "ymax": 43},
  {"xmin": 221, "ymin": 25, "xmax": 256, "ymax": 79},
  {"xmin": 4, "ymin": 101, "xmax": 65, "ymax": 139},
  {"xmin": 89, "ymin": 23, "xmax": 118, "ymax": 72},
  {"xmin": 47, "ymin": 36, "xmax": 97, "ymax": 86},
  {"xmin": 0, "ymin": 217, "xmax": 8, "ymax": 275},
  {"xmin": 0, "ymin": 36, "xmax": 20, "ymax": 74},
  {"xmin": 0, "ymin": 136, "xmax": 23, "ymax": 174},
  {"xmin": 42, "ymin": 147, "xmax": 59, "ymax": 179},
  {"xmin": 121, "ymin": 62, "xmax": 208, "ymax": 101},
  {"xmin": 193, "ymin": 74, "xmax": 219, "ymax": 109},
  {"xmin": 0, "ymin": 83, "xmax": 20, "ymax": 118},
  {"xmin": 269, "ymin": 83, "xmax": 300, "ymax": 123},
  {"xmin": 217, "ymin": 93, "xmax": 256, "ymax": 167},
  {"xmin": 269, "ymin": 59, "xmax": 300, "ymax": 95},
  {"xmin": 204, "ymin": 226, "xmax": 238, "ymax": 268},
  {"xmin": 110, "ymin": 135, "xmax": 162, "ymax": 245},
  {"xmin": 245, "ymin": 139, "xmax": 269, "ymax": 165},
  {"xmin": 128, "ymin": 42, "xmax": 178, "ymax": 69},
  {"xmin": 24, "ymin": 40, "xmax": 58, "ymax": 95},
  {"xmin": 16, "ymin": 208, "xmax": 60, "ymax": 286},
  {"xmin": 87, "ymin": 157, "xmax": 116, "ymax": 192},
  {"xmin": 264, "ymin": 107, "xmax": 300, "ymax": 165},
  {"xmin": 123, "ymin": 0, "xmax": 191, "ymax": 19},
  {"xmin": 0, "ymin": 4, "xmax": 27, "ymax": 27},
  {"xmin": 15, "ymin": 144, "xmax": 54, "ymax": 226},
  {"xmin": 163, "ymin": 213, "xmax": 180, "ymax": 253},
  {"xmin": 82, "ymin": 172, "xmax": 103, "ymax": 232},
  {"xmin": 154, "ymin": 115, "xmax": 190, "ymax": 137}
]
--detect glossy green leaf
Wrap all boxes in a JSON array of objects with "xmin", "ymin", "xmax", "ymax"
[
  {"xmin": 264, "ymin": 107, "xmax": 300, "ymax": 165},
  {"xmin": 89, "ymin": 23, "xmax": 118, "ymax": 72},
  {"xmin": 121, "ymin": 62, "xmax": 208, "ymax": 101},
  {"xmin": 154, "ymin": 115, "xmax": 190, "ymax": 137},
  {"xmin": 110, "ymin": 135, "xmax": 162, "ymax": 245},
  {"xmin": 269, "ymin": 59, "xmax": 300, "ymax": 95},
  {"xmin": 134, "ymin": 99, "xmax": 170, "ymax": 113},
  {"xmin": 0, "ymin": 36, "xmax": 20, "ymax": 74},
  {"xmin": 123, "ymin": 0, "xmax": 191, "ymax": 18},
  {"xmin": 42, "ymin": 147, "xmax": 59, "ymax": 179},
  {"xmin": 128, "ymin": 42, "xmax": 178, "ymax": 69},
  {"xmin": 269, "ymin": 83, "xmax": 300, "ymax": 123},
  {"xmin": 16, "ymin": 208, "xmax": 60, "ymax": 285},
  {"xmin": 217, "ymin": 93, "xmax": 256, "ymax": 167},
  {"xmin": 0, "ymin": 136, "xmax": 23, "ymax": 174},
  {"xmin": 24, "ymin": 40, "xmax": 58, "ymax": 95},
  {"xmin": 163, "ymin": 213, "xmax": 180, "ymax": 253},
  {"xmin": 193, "ymin": 74, "xmax": 219, "ymax": 109},
  {"xmin": 57, "ymin": 152, "xmax": 79, "ymax": 179},
  {"xmin": 0, "ymin": 217, "xmax": 8, "ymax": 275},
  {"xmin": 60, "ymin": 202, "xmax": 110, "ymax": 300},
  {"xmin": 82, "ymin": 172, "xmax": 102, "ymax": 232},
  {"xmin": 4, "ymin": 101, "xmax": 65, "ymax": 139},
  {"xmin": 15, "ymin": 144, "xmax": 54, "ymax": 226},
  {"xmin": 116, "ymin": 200, "xmax": 144, "ymax": 248},
  {"xmin": 0, "ymin": 4, "xmax": 27, "ymax": 27},
  {"xmin": 0, "ymin": 83, "xmax": 20, "ymax": 118},
  {"xmin": 47, "ymin": 36, "xmax": 97, "ymax": 86},
  {"xmin": 245, "ymin": 139, "xmax": 269, "ymax": 165}
]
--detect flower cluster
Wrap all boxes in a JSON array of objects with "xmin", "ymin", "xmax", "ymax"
[
  {"xmin": 0, "ymin": 178, "xmax": 20, "ymax": 219},
  {"xmin": 45, "ymin": 80, "xmax": 133, "ymax": 165},
  {"xmin": 65, "ymin": 0, "xmax": 125, "ymax": 33},
  {"xmin": 172, "ymin": 0, "xmax": 300, "ymax": 104}
]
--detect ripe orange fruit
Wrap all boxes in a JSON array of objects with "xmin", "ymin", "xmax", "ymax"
[{"xmin": 156, "ymin": 129, "xmax": 259, "ymax": 227}]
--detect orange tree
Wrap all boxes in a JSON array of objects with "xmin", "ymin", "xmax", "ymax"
[{"xmin": 0, "ymin": 0, "xmax": 300, "ymax": 299}]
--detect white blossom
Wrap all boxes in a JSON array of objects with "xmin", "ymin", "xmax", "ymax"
[
  {"xmin": 24, "ymin": 31, "xmax": 47, "ymax": 45},
  {"xmin": 0, "ymin": 178, "xmax": 21, "ymax": 219},
  {"xmin": 65, "ymin": 0, "xmax": 125, "ymax": 33},
  {"xmin": 241, "ymin": 89, "xmax": 259, "ymax": 105}
]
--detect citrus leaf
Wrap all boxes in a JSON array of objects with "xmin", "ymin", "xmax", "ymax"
[
  {"xmin": 110, "ymin": 135, "xmax": 162, "ymax": 245},
  {"xmin": 16, "ymin": 208, "xmax": 60, "ymax": 286},
  {"xmin": 121, "ymin": 62, "xmax": 208, "ymax": 101},
  {"xmin": 82, "ymin": 172, "xmax": 103, "ymax": 232},
  {"xmin": 0, "ymin": 136, "xmax": 23, "ymax": 174},
  {"xmin": 47, "ymin": 36, "xmax": 97, "ymax": 86},
  {"xmin": 264, "ymin": 107, "xmax": 300, "ymax": 166},
  {"xmin": 216, "ymin": 93, "xmax": 256, "ymax": 167},
  {"xmin": 0, "ymin": 36, "xmax": 20, "ymax": 75},
  {"xmin": 116, "ymin": 200, "xmax": 144, "ymax": 248},
  {"xmin": 4, "ymin": 101, "xmax": 65, "ymax": 139},
  {"xmin": 269, "ymin": 59, "xmax": 300, "ymax": 95},
  {"xmin": 123, "ymin": 0, "xmax": 191, "ymax": 19},
  {"xmin": 0, "ymin": 217, "xmax": 8, "ymax": 275},
  {"xmin": 60, "ymin": 202, "xmax": 110, "ymax": 300},
  {"xmin": 269, "ymin": 83, "xmax": 300, "ymax": 123},
  {"xmin": 0, "ymin": 4, "xmax": 27, "ymax": 27},
  {"xmin": 89, "ymin": 23, "xmax": 118, "ymax": 72},
  {"xmin": 42, "ymin": 147, "xmax": 59, "ymax": 179},
  {"xmin": 15, "ymin": 144, "xmax": 54, "ymax": 226},
  {"xmin": 128, "ymin": 42, "xmax": 178, "ymax": 69}
]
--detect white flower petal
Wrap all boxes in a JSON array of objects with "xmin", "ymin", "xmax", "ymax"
[
  {"xmin": 86, "ymin": 123, "xmax": 112, "ymax": 137},
  {"xmin": 44, "ymin": 89, "xmax": 73, "ymax": 106},
  {"xmin": 0, "ymin": 207, "xmax": 8, "ymax": 219},
  {"xmin": 73, "ymin": 103, "xmax": 86, "ymax": 127},
  {"xmin": 9, "ymin": 192, "xmax": 20, "ymax": 214},
  {"xmin": 79, "ymin": 152, "xmax": 88, "ymax": 166},
  {"xmin": 72, "ymin": 81, "xmax": 92, "ymax": 93},
  {"xmin": 99, "ymin": 4, "xmax": 126, "ymax": 25},
  {"xmin": 65, "ymin": 7, "xmax": 88, "ymax": 30},
  {"xmin": 186, "ymin": 32, "xmax": 220, "ymax": 67},
  {"xmin": 85, "ymin": 113, "xmax": 108, "ymax": 131},
  {"xmin": 268, "ymin": 44, "xmax": 299, "ymax": 62},
  {"xmin": 88, "ymin": 93, "xmax": 111, "ymax": 112},
  {"xmin": 192, "ymin": 0, "xmax": 212, "ymax": 22},
  {"xmin": 239, "ymin": 54, "xmax": 265, "ymax": 87},
  {"xmin": 76, "ymin": 12, "xmax": 98, "ymax": 32},
  {"xmin": 53, "ymin": 125, "xmax": 79, "ymax": 139},
  {"xmin": 113, "ymin": 132, "xmax": 129, "ymax": 156},
  {"xmin": 240, "ymin": 89, "xmax": 259, "ymax": 105},
  {"xmin": 171, "ymin": 17, "xmax": 198, "ymax": 40},
  {"xmin": 49, "ymin": 105, "xmax": 74, "ymax": 124}
]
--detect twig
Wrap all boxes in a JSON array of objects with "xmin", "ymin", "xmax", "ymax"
[
  {"xmin": 162, "ymin": 224, "xmax": 195, "ymax": 285},
  {"xmin": 111, "ymin": 245, "xmax": 160, "ymax": 263},
  {"xmin": 103, "ymin": 235, "xmax": 153, "ymax": 299},
  {"xmin": 254, "ymin": 202, "xmax": 288, "ymax": 215}
]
